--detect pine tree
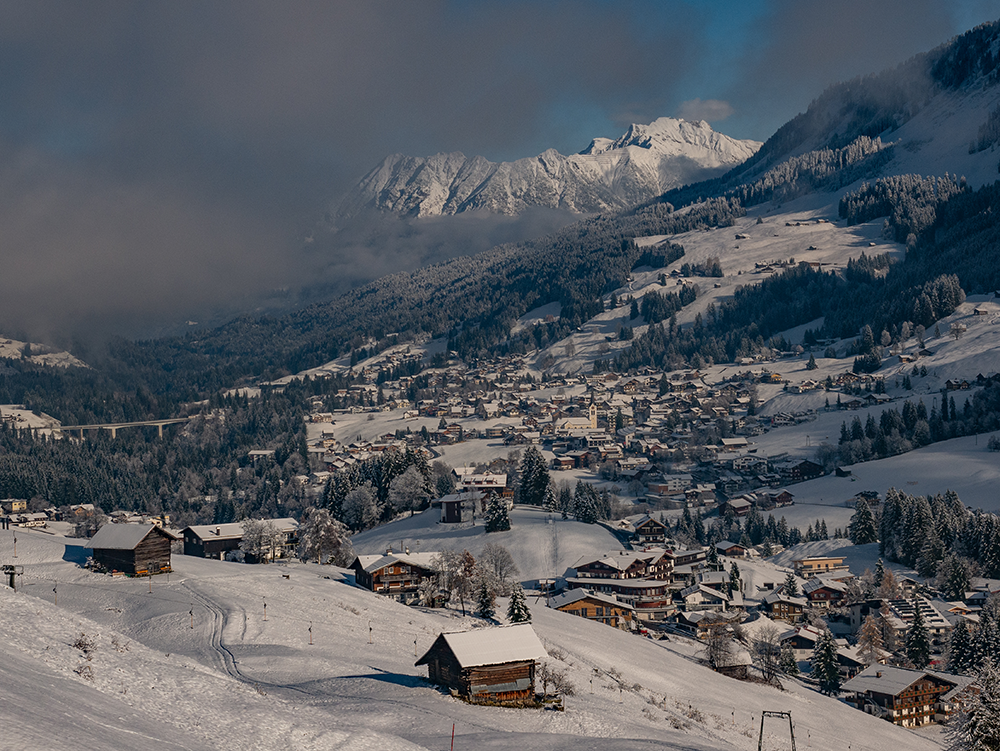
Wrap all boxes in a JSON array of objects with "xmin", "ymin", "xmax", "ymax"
[
  {"xmin": 938, "ymin": 553, "xmax": 973, "ymax": 601},
  {"xmin": 542, "ymin": 482, "xmax": 558, "ymax": 512},
  {"xmin": 506, "ymin": 584, "xmax": 531, "ymax": 623},
  {"xmin": 485, "ymin": 494, "xmax": 511, "ymax": 533},
  {"xmin": 783, "ymin": 571, "xmax": 799, "ymax": 597},
  {"xmin": 948, "ymin": 620, "xmax": 974, "ymax": 675},
  {"xmin": 906, "ymin": 605, "xmax": 932, "ymax": 669},
  {"xmin": 475, "ymin": 578, "xmax": 496, "ymax": 620},
  {"xmin": 573, "ymin": 481, "xmax": 599, "ymax": 524},
  {"xmin": 728, "ymin": 562, "xmax": 742, "ymax": 598},
  {"xmin": 780, "ymin": 642, "xmax": 800, "ymax": 676},
  {"xmin": 947, "ymin": 659, "xmax": 1000, "ymax": 751},
  {"xmin": 974, "ymin": 611, "xmax": 999, "ymax": 673},
  {"xmin": 811, "ymin": 628, "xmax": 842, "ymax": 695},
  {"xmin": 849, "ymin": 500, "xmax": 879, "ymax": 545},
  {"xmin": 874, "ymin": 558, "xmax": 886, "ymax": 588}
]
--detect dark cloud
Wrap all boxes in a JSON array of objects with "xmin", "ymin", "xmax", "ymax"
[
  {"xmin": 0, "ymin": 1, "xmax": 994, "ymax": 343},
  {"xmin": 723, "ymin": 0, "xmax": 971, "ymax": 137},
  {"xmin": 677, "ymin": 99, "xmax": 735, "ymax": 123}
]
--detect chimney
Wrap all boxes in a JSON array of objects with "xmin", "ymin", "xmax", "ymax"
[
  {"xmin": 405, "ymin": 547, "xmax": 410, "ymax": 554},
  {"xmin": 215, "ymin": 527, "xmax": 221, "ymax": 536},
  {"xmin": 876, "ymin": 671, "xmax": 883, "ymax": 678}
]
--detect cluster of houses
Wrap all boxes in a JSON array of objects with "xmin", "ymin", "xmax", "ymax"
[{"xmin": 346, "ymin": 508, "xmax": 1000, "ymax": 728}]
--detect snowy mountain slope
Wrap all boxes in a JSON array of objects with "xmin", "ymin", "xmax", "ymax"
[
  {"xmin": 339, "ymin": 118, "xmax": 761, "ymax": 217},
  {"xmin": 0, "ymin": 530, "xmax": 944, "ymax": 751}
]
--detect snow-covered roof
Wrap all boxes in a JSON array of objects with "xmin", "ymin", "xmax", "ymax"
[
  {"xmin": 357, "ymin": 552, "xmax": 439, "ymax": 573},
  {"xmin": 184, "ymin": 518, "xmax": 298, "ymax": 541},
  {"xmin": 86, "ymin": 523, "xmax": 173, "ymax": 550},
  {"xmin": 841, "ymin": 664, "xmax": 972, "ymax": 697},
  {"xmin": 421, "ymin": 624, "xmax": 546, "ymax": 669},
  {"xmin": 549, "ymin": 588, "xmax": 628, "ymax": 611}
]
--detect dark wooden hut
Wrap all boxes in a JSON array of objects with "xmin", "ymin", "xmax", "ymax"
[
  {"xmin": 415, "ymin": 623, "xmax": 546, "ymax": 703},
  {"xmin": 86, "ymin": 523, "xmax": 176, "ymax": 575}
]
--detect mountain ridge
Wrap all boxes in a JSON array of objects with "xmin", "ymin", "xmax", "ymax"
[{"xmin": 338, "ymin": 117, "xmax": 761, "ymax": 218}]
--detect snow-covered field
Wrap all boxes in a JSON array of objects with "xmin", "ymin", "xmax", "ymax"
[
  {"xmin": 0, "ymin": 529, "xmax": 945, "ymax": 751},
  {"xmin": 351, "ymin": 506, "xmax": 625, "ymax": 581}
]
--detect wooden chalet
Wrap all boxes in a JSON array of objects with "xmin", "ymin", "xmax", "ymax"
[
  {"xmin": 87, "ymin": 523, "xmax": 177, "ymax": 576},
  {"xmin": 181, "ymin": 518, "xmax": 299, "ymax": 562},
  {"xmin": 351, "ymin": 550, "xmax": 439, "ymax": 604},
  {"xmin": 632, "ymin": 514, "xmax": 668, "ymax": 545},
  {"xmin": 415, "ymin": 624, "xmax": 546, "ymax": 704},
  {"xmin": 842, "ymin": 665, "xmax": 976, "ymax": 727},
  {"xmin": 762, "ymin": 590, "xmax": 807, "ymax": 622},
  {"xmin": 548, "ymin": 589, "xmax": 634, "ymax": 630}
]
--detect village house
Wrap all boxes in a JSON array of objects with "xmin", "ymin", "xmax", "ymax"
[
  {"xmin": 181, "ymin": 518, "xmax": 299, "ymax": 562},
  {"xmin": 415, "ymin": 624, "xmax": 546, "ymax": 704},
  {"xmin": 351, "ymin": 550, "xmax": 439, "ymax": 605},
  {"xmin": 762, "ymin": 590, "xmax": 807, "ymax": 622},
  {"xmin": 87, "ymin": 523, "xmax": 177, "ymax": 576},
  {"xmin": 631, "ymin": 514, "xmax": 668, "ymax": 546},
  {"xmin": 841, "ymin": 665, "xmax": 976, "ymax": 728},
  {"xmin": 549, "ymin": 589, "xmax": 634, "ymax": 630},
  {"xmin": 792, "ymin": 555, "xmax": 849, "ymax": 579},
  {"xmin": 437, "ymin": 492, "xmax": 477, "ymax": 524}
]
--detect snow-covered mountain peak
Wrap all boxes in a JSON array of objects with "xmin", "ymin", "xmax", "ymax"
[{"xmin": 339, "ymin": 117, "xmax": 762, "ymax": 217}]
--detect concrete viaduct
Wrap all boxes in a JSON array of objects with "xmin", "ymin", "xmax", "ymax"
[{"xmin": 53, "ymin": 416, "xmax": 196, "ymax": 439}]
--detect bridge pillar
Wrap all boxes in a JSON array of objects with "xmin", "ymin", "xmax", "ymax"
[
  {"xmin": 158, "ymin": 424, "xmax": 163, "ymax": 439},
  {"xmin": 110, "ymin": 427, "xmax": 117, "ymax": 439}
]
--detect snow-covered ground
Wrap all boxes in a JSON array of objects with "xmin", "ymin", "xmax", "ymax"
[
  {"xmin": 0, "ymin": 528, "xmax": 945, "ymax": 751},
  {"xmin": 0, "ymin": 336, "xmax": 87, "ymax": 369},
  {"xmin": 351, "ymin": 506, "xmax": 624, "ymax": 581}
]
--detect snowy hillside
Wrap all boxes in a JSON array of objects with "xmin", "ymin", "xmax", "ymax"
[
  {"xmin": 350, "ymin": 506, "xmax": 625, "ymax": 581},
  {"xmin": 0, "ymin": 529, "xmax": 945, "ymax": 751},
  {"xmin": 339, "ymin": 118, "xmax": 761, "ymax": 217}
]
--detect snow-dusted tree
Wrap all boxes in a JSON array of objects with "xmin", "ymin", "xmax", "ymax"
[
  {"xmin": 703, "ymin": 621, "xmax": 734, "ymax": 670},
  {"xmin": 750, "ymin": 623, "xmax": 781, "ymax": 683},
  {"xmin": 938, "ymin": 553, "xmax": 974, "ymax": 601},
  {"xmin": 858, "ymin": 614, "xmax": 884, "ymax": 667},
  {"xmin": 782, "ymin": 571, "xmax": 799, "ymax": 597},
  {"xmin": 873, "ymin": 557, "xmax": 886, "ymax": 587},
  {"xmin": 506, "ymin": 584, "xmax": 531, "ymax": 623},
  {"xmin": 480, "ymin": 541, "xmax": 519, "ymax": 596},
  {"xmin": 573, "ymin": 481, "xmax": 599, "ymax": 524},
  {"xmin": 780, "ymin": 642, "xmax": 800, "ymax": 676},
  {"xmin": 728, "ymin": 562, "xmax": 742, "ymax": 598},
  {"xmin": 435, "ymin": 549, "xmax": 476, "ymax": 616},
  {"xmin": 296, "ymin": 507, "xmax": 354, "ymax": 566},
  {"xmin": 811, "ymin": 628, "xmax": 841, "ymax": 695},
  {"xmin": 475, "ymin": 577, "xmax": 496, "ymax": 620},
  {"xmin": 974, "ymin": 609, "xmax": 1000, "ymax": 672},
  {"xmin": 342, "ymin": 482, "xmax": 379, "ymax": 531},
  {"xmin": 947, "ymin": 659, "xmax": 1000, "ymax": 751},
  {"xmin": 849, "ymin": 500, "xmax": 879, "ymax": 545},
  {"xmin": 484, "ymin": 493, "xmax": 511, "ymax": 533},
  {"xmin": 542, "ymin": 481, "xmax": 558, "ymax": 512},
  {"xmin": 905, "ymin": 603, "xmax": 931, "ymax": 670},
  {"xmin": 948, "ymin": 620, "xmax": 975, "ymax": 675},
  {"xmin": 388, "ymin": 465, "xmax": 432, "ymax": 516},
  {"xmin": 517, "ymin": 446, "xmax": 550, "ymax": 506},
  {"xmin": 239, "ymin": 518, "xmax": 281, "ymax": 563}
]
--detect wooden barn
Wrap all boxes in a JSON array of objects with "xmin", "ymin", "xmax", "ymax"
[
  {"xmin": 415, "ymin": 624, "xmax": 546, "ymax": 704},
  {"xmin": 86, "ymin": 523, "xmax": 177, "ymax": 576}
]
